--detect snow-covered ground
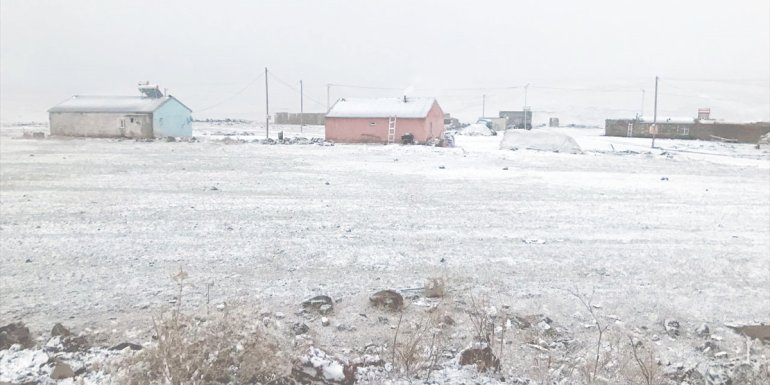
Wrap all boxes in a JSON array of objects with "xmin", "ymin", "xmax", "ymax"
[{"xmin": 1, "ymin": 122, "xmax": 768, "ymax": 383}]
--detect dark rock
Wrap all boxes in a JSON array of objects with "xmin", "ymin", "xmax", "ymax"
[
  {"xmin": 438, "ymin": 165, "xmax": 446, "ymax": 169},
  {"xmin": 110, "ymin": 342, "xmax": 142, "ymax": 351},
  {"xmin": 695, "ymin": 323, "xmax": 710, "ymax": 338},
  {"xmin": 700, "ymin": 340, "xmax": 719, "ymax": 354},
  {"xmin": 459, "ymin": 345, "xmax": 500, "ymax": 372},
  {"xmin": 50, "ymin": 362, "xmax": 75, "ymax": 379},
  {"xmin": 58, "ymin": 335, "xmax": 89, "ymax": 352},
  {"xmin": 369, "ymin": 290, "xmax": 404, "ymax": 312},
  {"xmin": 302, "ymin": 295, "xmax": 334, "ymax": 315},
  {"xmin": 681, "ymin": 368, "xmax": 706, "ymax": 385},
  {"xmin": 51, "ymin": 323, "xmax": 71, "ymax": 338},
  {"xmin": 292, "ymin": 323, "xmax": 310, "ymax": 335},
  {"xmin": 664, "ymin": 319, "xmax": 680, "ymax": 338},
  {"xmin": 0, "ymin": 322, "xmax": 33, "ymax": 349}
]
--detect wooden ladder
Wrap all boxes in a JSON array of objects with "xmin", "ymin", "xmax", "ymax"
[{"xmin": 387, "ymin": 117, "xmax": 397, "ymax": 144}]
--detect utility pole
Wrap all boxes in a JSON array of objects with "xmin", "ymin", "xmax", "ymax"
[
  {"xmin": 523, "ymin": 83, "xmax": 530, "ymax": 129},
  {"xmin": 641, "ymin": 89, "xmax": 646, "ymax": 117},
  {"xmin": 265, "ymin": 67, "xmax": 269, "ymax": 139},
  {"xmin": 482, "ymin": 94, "xmax": 486, "ymax": 117},
  {"xmin": 652, "ymin": 76, "xmax": 658, "ymax": 148},
  {"xmin": 300, "ymin": 80, "xmax": 304, "ymax": 133},
  {"xmin": 326, "ymin": 83, "xmax": 331, "ymax": 112}
]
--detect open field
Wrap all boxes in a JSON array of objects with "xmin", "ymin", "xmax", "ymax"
[{"xmin": 1, "ymin": 123, "xmax": 768, "ymax": 383}]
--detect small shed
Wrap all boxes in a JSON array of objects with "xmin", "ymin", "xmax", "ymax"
[
  {"xmin": 48, "ymin": 85, "xmax": 192, "ymax": 138},
  {"xmin": 325, "ymin": 97, "xmax": 444, "ymax": 144}
]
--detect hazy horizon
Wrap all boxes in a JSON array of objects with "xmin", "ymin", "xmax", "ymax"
[{"xmin": 2, "ymin": 0, "xmax": 768, "ymax": 125}]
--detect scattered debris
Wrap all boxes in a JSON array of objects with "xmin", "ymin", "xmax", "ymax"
[
  {"xmin": 294, "ymin": 347, "xmax": 347, "ymax": 384},
  {"xmin": 302, "ymin": 295, "xmax": 334, "ymax": 315},
  {"xmin": 321, "ymin": 317, "xmax": 330, "ymax": 327},
  {"xmin": 709, "ymin": 135, "xmax": 738, "ymax": 143}
]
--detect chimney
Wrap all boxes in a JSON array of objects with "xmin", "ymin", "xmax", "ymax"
[{"xmin": 403, "ymin": 95, "xmax": 407, "ymax": 102}]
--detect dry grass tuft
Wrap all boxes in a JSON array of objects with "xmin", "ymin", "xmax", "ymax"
[{"xmin": 116, "ymin": 269, "xmax": 291, "ymax": 385}]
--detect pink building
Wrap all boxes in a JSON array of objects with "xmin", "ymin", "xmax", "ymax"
[{"xmin": 325, "ymin": 97, "xmax": 444, "ymax": 144}]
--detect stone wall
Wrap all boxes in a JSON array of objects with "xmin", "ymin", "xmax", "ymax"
[
  {"xmin": 605, "ymin": 119, "xmax": 770, "ymax": 143},
  {"xmin": 274, "ymin": 112, "xmax": 325, "ymax": 125}
]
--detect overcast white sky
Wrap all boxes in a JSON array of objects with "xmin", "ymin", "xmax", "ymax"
[{"xmin": 2, "ymin": 0, "xmax": 768, "ymax": 124}]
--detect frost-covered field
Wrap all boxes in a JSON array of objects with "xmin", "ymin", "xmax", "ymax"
[{"xmin": 1, "ymin": 122, "xmax": 768, "ymax": 383}]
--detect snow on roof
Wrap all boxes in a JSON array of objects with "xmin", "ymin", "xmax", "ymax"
[
  {"xmin": 48, "ymin": 95, "xmax": 187, "ymax": 113},
  {"xmin": 325, "ymin": 97, "xmax": 437, "ymax": 119}
]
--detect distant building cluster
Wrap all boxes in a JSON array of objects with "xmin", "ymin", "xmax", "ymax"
[{"xmin": 45, "ymin": 84, "xmax": 770, "ymax": 145}]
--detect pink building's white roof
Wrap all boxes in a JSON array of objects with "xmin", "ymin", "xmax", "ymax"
[{"xmin": 326, "ymin": 97, "xmax": 437, "ymax": 119}]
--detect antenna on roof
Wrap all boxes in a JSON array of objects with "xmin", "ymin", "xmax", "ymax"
[{"xmin": 138, "ymin": 81, "xmax": 164, "ymax": 98}]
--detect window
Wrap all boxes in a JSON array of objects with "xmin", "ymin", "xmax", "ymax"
[{"xmin": 119, "ymin": 119, "xmax": 125, "ymax": 129}]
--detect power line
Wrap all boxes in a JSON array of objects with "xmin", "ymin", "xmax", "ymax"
[
  {"xmin": 196, "ymin": 72, "xmax": 265, "ymax": 112},
  {"xmin": 268, "ymin": 71, "xmax": 326, "ymax": 108},
  {"xmin": 328, "ymin": 83, "xmax": 404, "ymax": 91}
]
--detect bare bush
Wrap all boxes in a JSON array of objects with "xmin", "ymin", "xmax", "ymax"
[
  {"xmin": 116, "ymin": 269, "xmax": 292, "ymax": 385},
  {"xmin": 623, "ymin": 336, "xmax": 663, "ymax": 385},
  {"xmin": 569, "ymin": 288, "xmax": 610, "ymax": 385},
  {"xmin": 390, "ymin": 302, "xmax": 452, "ymax": 380}
]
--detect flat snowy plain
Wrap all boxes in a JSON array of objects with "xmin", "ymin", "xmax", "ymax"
[{"xmin": 0, "ymin": 122, "xmax": 768, "ymax": 382}]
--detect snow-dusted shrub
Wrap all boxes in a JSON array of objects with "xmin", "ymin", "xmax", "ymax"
[{"xmin": 116, "ymin": 270, "xmax": 291, "ymax": 385}]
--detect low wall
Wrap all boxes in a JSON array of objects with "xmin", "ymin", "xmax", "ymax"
[
  {"xmin": 605, "ymin": 119, "xmax": 770, "ymax": 143},
  {"xmin": 275, "ymin": 112, "xmax": 325, "ymax": 125}
]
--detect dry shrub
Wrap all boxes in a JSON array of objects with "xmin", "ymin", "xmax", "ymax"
[
  {"xmin": 117, "ymin": 269, "xmax": 291, "ymax": 385},
  {"xmin": 390, "ymin": 302, "xmax": 452, "ymax": 380},
  {"xmin": 424, "ymin": 277, "xmax": 446, "ymax": 298},
  {"xmin": 119, "ymin": 312, "xmax": 290, "ymax": 385},
  {"xmin": 622, "ymin": 337, "xmax": 663, "ymax": 385}
]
